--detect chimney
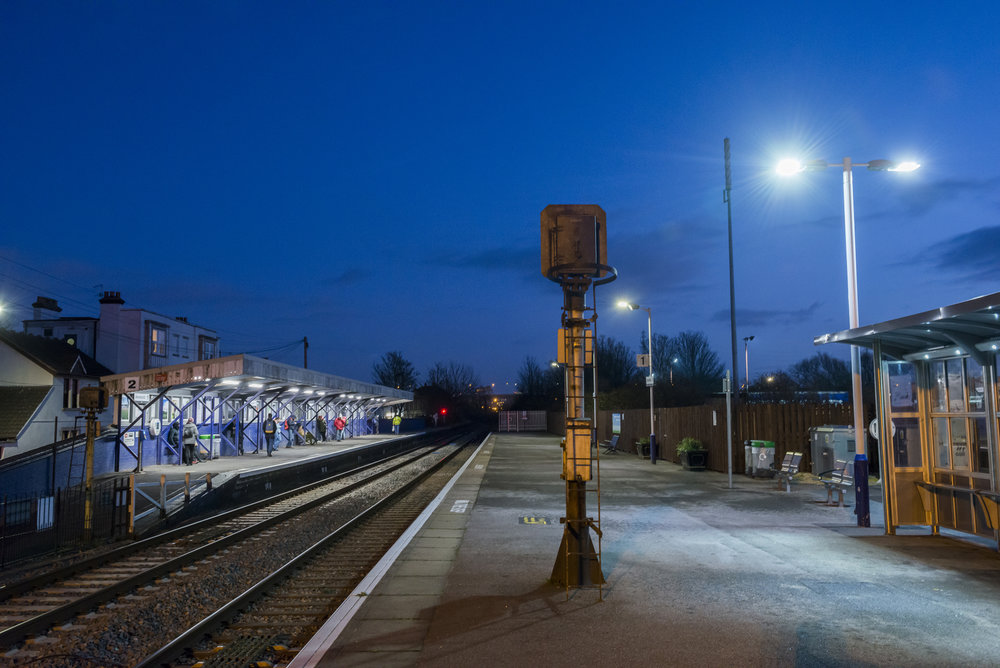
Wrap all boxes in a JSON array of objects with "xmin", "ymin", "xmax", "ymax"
[
  {"xmin": 32, "ymin": 296, "xmax": 62, "ymax": 319},
  {"xmin": 97, "ymin": 291, "xmax": 126, "ymax": 373}
]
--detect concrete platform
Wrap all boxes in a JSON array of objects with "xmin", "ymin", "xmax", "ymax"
[
  {"xmin": 126, "ymin": 433, "xmax": 409, "ymax": 532},
  {"xmin": 295, "ymin": 432, "xmax": 1000, "ymax": 667}
]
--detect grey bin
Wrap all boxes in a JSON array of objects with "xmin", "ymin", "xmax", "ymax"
[
  {"xmin": 750, "ymin": 440, "xmax": 775, "ymax": 477},
  {"xmin": 809, "ymin": 425, "xmax": 855, "ymax": 474}
]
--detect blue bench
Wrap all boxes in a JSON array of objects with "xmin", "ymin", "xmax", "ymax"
[{"xmin": 601, "ymin": 434, "xmax": 620, "ymax": 454}]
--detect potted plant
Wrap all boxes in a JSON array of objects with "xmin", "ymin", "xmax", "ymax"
[
  {"xmin": 635, "ymin": 437, "xmax": 650, "ymax": 458},
  {"xmin": 677, "ymin": 437, "xmax": 708, "ymax": 471}
]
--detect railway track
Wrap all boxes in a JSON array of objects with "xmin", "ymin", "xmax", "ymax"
[
  {"xmin": 0, "ymin": 427, "xmax": 486, "ymax": 666},
  {"xmin": 140, "ymin": 430, "xmax": 486, "ymax": 667}
]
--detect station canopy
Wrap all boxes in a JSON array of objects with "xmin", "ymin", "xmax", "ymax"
[
  {"xmin": 814, "ymin": 291, "xmax": 1000, "ymax": 365},
  {"xmin": 100, "ymin": 353, "xmax": 413, "ymax": 407}
]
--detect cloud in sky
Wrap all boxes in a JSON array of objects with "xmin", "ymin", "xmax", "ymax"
[
  {"xmin": 928, "ymin": 225, "xmax": 1000, "ymax": 282},
  {"xmin": 710, "ymin": 302, "xmax": 825, "ymax": 328}
]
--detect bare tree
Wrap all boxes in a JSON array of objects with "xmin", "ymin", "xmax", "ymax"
[
  {"xmin": 427, "ymin": 361, "xmax": 479, "ymax": 396},
  {"xmin": 672, "ymin": 330, "xmax": 724, "ymax": 397},
  {"xmin": 596, "ymin": 335, "xmax": 637, "ymax": 391},
  {"xmin": 372, "ymin": 351, "xmax": 419, "ymax": 390},
  {"xmin": 790, "ymin": 352, "xmax": 850, "ymax": 390}
]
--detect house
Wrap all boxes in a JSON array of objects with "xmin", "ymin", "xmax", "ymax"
[
  {"xmin": 0, "ymin": 329, "xmax": 114, "ymax": 458},
  {"xmin": 23, "ymin": 291, "xmax": 220, "ymax": 372}
]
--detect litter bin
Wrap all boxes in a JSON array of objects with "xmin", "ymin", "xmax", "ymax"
[
  {"xmin": 750, "ymin": 440, "xmax": 775, "ymax": 477},
  {"xmin": 744, "ymin": 440, "xmax": 753, "ymax": 475}
]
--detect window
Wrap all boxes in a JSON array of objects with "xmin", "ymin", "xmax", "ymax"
[
  {"xmin": 63, "ymin": 378, "xmax": 79, "ymax": 409},
  {"xmin": 199, "ymin": 336, "xmax": 217, "ymax": 360},
  {"xmin": 150, "ymin": 326, "xmax": 167, "ymax": 357}
]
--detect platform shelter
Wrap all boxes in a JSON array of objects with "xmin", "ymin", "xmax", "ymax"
[
  {"xmin": 100, "ymin": 354, "xmax": 412, "ymax": 471},
  {"xmin": 816, "ymin": 292, "xmax": 1000, "ymax": 546}
]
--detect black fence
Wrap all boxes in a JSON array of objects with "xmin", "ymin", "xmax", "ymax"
[{"xmin": 0, "ymin": 477, "xmax": 132, "ymax": 569}]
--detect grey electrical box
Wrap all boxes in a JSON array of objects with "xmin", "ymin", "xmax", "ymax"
[{"xmin": 810, "ymin": 425, "xmax": 855, "ymax": 474}]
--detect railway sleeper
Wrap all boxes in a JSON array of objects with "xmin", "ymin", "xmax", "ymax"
[{"xmin": 192, "ymin": 633, "xmax": 280, "ymax": 668}]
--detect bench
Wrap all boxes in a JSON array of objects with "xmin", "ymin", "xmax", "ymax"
[
  {"xmin": 774, "ymin": 451, "xmax": 803, "ymax": 493},
  {"xmin": 818, "ymin": 460, "xmax": 853, "ymax": 506},
  {"xmin": 914, "ymin": 482, "xmax": 1000, "ymax": 530},
  {"xmin": 601, "ymin": 434, "xmax": 621, "ymax": 454}
]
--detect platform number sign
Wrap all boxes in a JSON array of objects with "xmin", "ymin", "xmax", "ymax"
[{"xmin": 123, "ymin": 376, "xmax": 140, "ymax": 392}]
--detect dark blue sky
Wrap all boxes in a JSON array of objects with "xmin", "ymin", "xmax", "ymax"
[{"xmin": 2, "ymin": 3, "xmax": 998, "ymax": 389}]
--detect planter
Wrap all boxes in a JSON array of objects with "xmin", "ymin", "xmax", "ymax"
[{"xmin": 680, "ymin": 449, "xmax": 708, "ymax": 471}]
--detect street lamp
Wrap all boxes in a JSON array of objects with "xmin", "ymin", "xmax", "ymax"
[
  {"xmin": 777, "ymin": 156, "xmax": 920, "ymax": 528},
  {"xmin": 618, "ymin": 300, "xmax": 657, "ymax": 464},
  {"xmin": 742, "ymin": 335, "xmax": 754, "ymax": 390}
]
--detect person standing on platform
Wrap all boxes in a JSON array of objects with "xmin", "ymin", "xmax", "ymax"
[
  {"xmin": 392, "ymin": 414, "xmax": 401, "ymax": 435},
  {"xmin": 284, "ymin": 414, "xmax": 296, "ymax": 447},
  {"xmin": 263, "ymin": 413, "xmax": 277, "ymax": 456},
  {"xmin": 167, "ymin": 420, "xmax": 180, "ymax": 459},
  {"xmin": 316, "ymin": 414, "xmax": 327, "ymax": 441},
  {"xmin": 182, "ymin": 417, "xmax": 199, "ymax": 466},
  {"xmin": 333, "ymin": 415, "xmax": 346, "ymax": 441}
]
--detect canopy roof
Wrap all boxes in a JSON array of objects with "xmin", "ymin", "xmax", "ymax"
[
  {"xmin": 814, "ymin": 292, "xmax": 1000, "ymax": 365},
  {"xmin": 100, "ymin": 354, "xmax": 412, "ymax": 407}
]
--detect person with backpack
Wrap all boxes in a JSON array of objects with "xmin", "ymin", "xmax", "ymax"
[
  {"xmin": 333, "ymin": 415, "xmax": 346, "ymax": 441},
  {"xmin": 263, "ymin": 413, "xmax": 277, "ymax": 456},
  {"xmin": 182, "ymin": 417, "xmax": 199, "ymax": 466},
  {"xmin": 167, "ymin": 420, "xmax": 181, "ymax": 461}
]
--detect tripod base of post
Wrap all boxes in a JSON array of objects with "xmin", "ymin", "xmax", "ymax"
[{"xmin": 550, "ymin": 529, "xmax": 605, "ymax": 587}]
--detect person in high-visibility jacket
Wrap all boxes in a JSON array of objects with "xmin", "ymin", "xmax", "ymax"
[{"xmin": 392, "ymin": 414, "xmax": 402, "ymax": 435}]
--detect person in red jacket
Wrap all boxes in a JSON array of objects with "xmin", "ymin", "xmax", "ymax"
[{"xmin": 333, "ymin": 415, "xmax": 346, "ymax": 441}]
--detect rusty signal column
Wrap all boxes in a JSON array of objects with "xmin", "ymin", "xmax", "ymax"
[{"xmin": 541, "ymin": 205, "xmax": 617, "ymax": 589}]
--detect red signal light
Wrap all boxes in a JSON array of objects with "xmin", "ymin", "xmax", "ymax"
[{"xmin": 440, "ymin": 408, "xmax": 447, "ymax": 415}]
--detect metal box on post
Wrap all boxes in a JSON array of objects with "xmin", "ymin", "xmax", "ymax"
[{"xmin": 810, "ymin": 425, "xmax": 856, "ymax": 474}]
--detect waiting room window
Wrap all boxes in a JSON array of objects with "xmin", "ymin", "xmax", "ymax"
[
  {"xmin": 929, "ymin": 358, "xmax": 988, "ymax": 475},
  {"xmin": 150, "ymin": 326, "xmax": 167, "ymax": 357},
  {"xmin": 888, "ymin": 362, "xmax": 921, "ymax": 468},
  {"xmin": 199, "ymin": 337, "xmax": 217, "ymax": 360}
]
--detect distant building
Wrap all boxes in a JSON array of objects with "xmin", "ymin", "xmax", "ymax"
[
  {"xmin": 0, "ymin": 329, "xmax": 114, "ymax": 458},
  {"xmin": 23, "ymin": 291, "xmax": 219, "ymax": 373}
]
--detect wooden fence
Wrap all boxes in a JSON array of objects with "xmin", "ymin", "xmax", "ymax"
[{"xmin": 551, "ymin": 401, "xmax": 858, "ymax": 474}]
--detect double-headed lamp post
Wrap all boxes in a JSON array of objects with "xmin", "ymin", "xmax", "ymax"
[
  {"xmin": 777, "ymin": 156, "xmax": 920, "ymax": 528},
  {"xmin": 618, "ymin": 301, "xmax": 657, "ymax": 464}
]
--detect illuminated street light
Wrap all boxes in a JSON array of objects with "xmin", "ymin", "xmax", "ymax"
[
  {"xmin": 777, "ymin": 155, "xmax": 920, "ymax": 528},
  {"xmin": 742, "ymin": 335, "xmax": 754, "ymax": 390},
  {"xmin": 618, "ymin": 300, "xmax": 657, "ymax": 464}
]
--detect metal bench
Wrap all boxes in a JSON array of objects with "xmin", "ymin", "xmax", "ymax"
[
  {"xmin": 774, "ymin": 451, "xmax": 803, "ymax": 492},
  {"xmin": 601, "ymin": 434, "xmax": 620, "ymax": 454},
  {"xmin": 818, "ymin": 459, "xmax": 853, "ymax": 506}
]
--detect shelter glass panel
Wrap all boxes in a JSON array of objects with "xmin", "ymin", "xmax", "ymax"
[
  {"xmin": 973, "ymin": 416, "xmax": 989, "ymax": 474},
  {"xmin": 888, "ymin": 362, "xmax": 917, "ymax": 412},
  {"xmin": 950, "ymin": 417, "xmax": 969, "ymax": 470},
  {"xmin": 947, "ymin": 359, "xmax": 964, "ymax": 412},
  {"xmin": 892, "ymin": 417, "xmax": 921, "ymax": 468},
  {"xmin": 966, "ymin": 358, "xmax": 985, "ymax": 411},
  {"xmin": 930, "ymin": 362, "xmax": 947, "ymax": 412},
  {"xmin": 933, "ymin": 417, "xmax": 950, "ymax": 468}
]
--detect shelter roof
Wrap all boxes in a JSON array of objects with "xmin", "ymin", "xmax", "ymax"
[
  {"xmin": 0, "ymin": 329, "xmax": 114, "ymax": 377},
  {"xmin": 814, "ymin": 292, "xmax": 1000, "ymax": 364},
  {"xmin": 0, "ymin": 386, "xmax": 50, "ymax": 442},
  {"xmin": 99, "ymin": 354, "xmax": 412, "ymax": 406}
]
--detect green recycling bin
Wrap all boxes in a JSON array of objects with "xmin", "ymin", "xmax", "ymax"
[{"xmin": 750, "ymin": 440, "xmax": 775, "ymax": 476}]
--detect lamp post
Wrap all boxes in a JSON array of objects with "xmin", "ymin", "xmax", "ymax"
[
  {"xmin": 777, "ymin": 156, "xmax": 919, "ymax": 528},
  {"xmin": 618, "ymin": 301, "xmax": 656, "ymax": 464},
  {"xmin": 742, "ymin": 335, "xmax": 754, "ymax": 390}
]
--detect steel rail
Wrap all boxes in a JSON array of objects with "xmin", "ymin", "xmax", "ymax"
[
  {"xmin": 0, "ymin": 430, "xmax": 470, "ymax": 650},
  {"xmin": 0, "ymin": 430, "xmax": 451, "ymax": 603},
  {"xmin": 137, "ymin": 430, "xmax": 484, "ymax": 668}
]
